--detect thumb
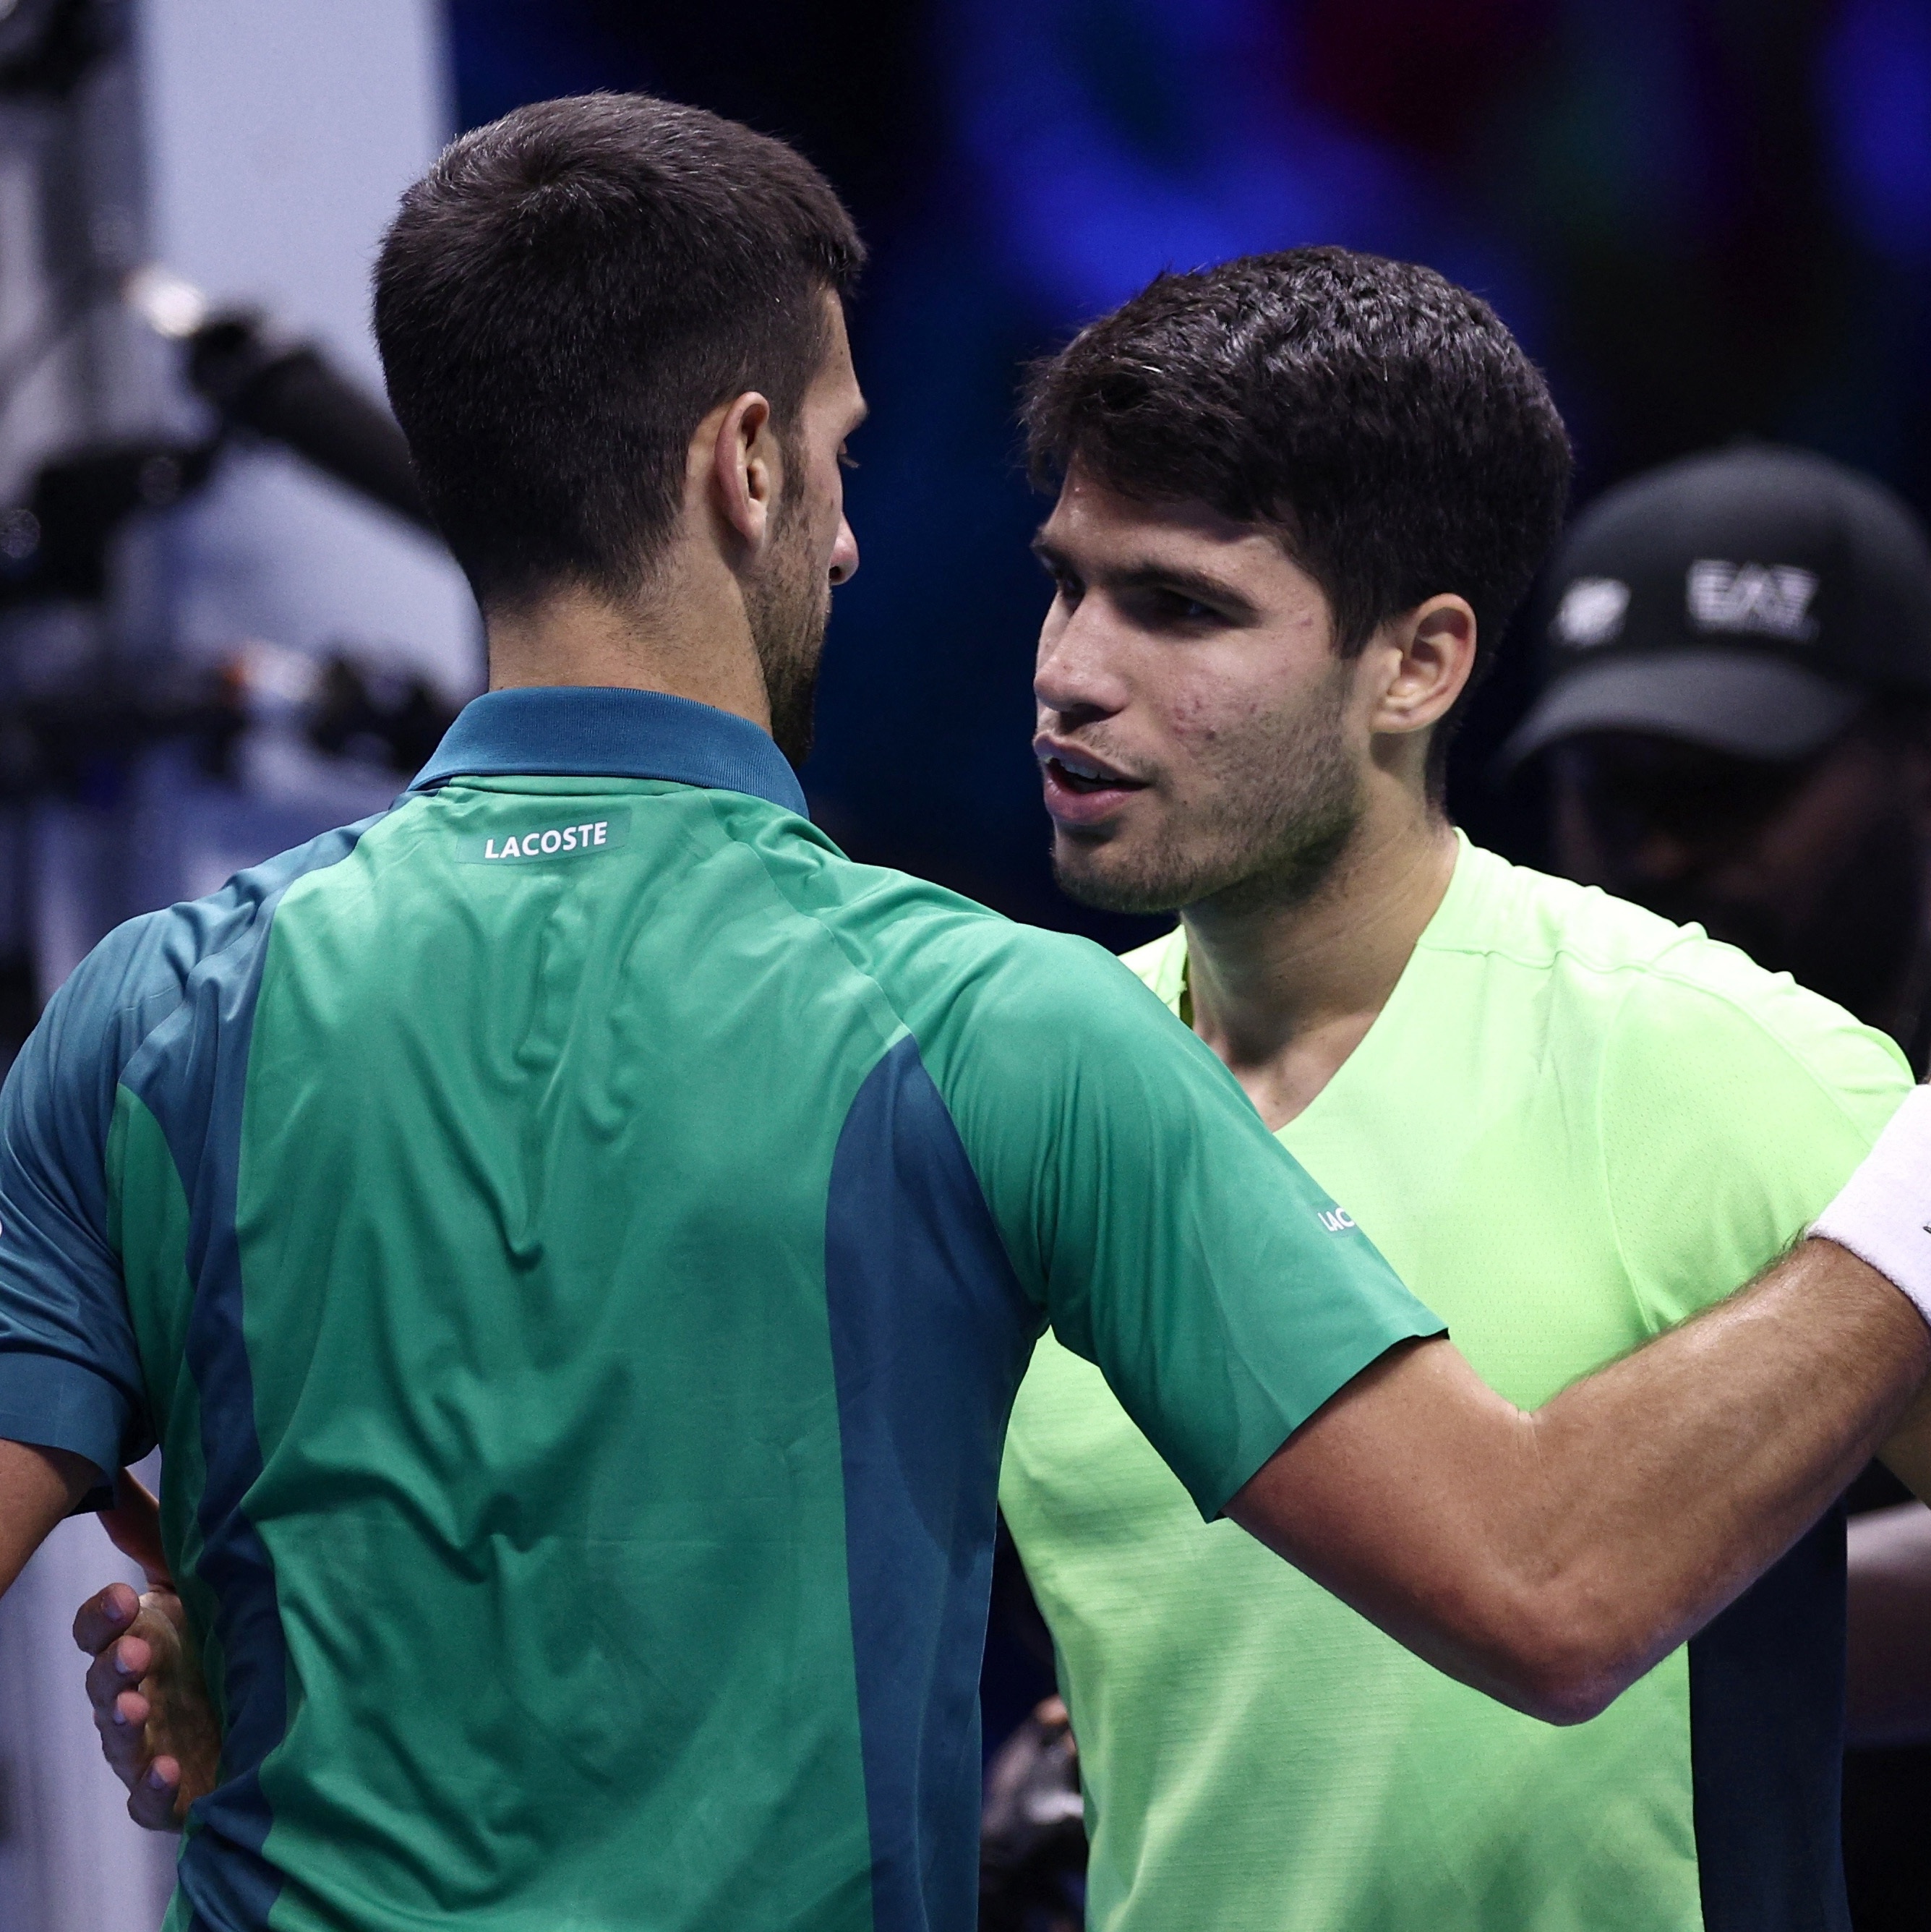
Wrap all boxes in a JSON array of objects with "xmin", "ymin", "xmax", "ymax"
[{"xmin": 100, "ymin": 1470, "xmax": 172, "ymax": 1590}]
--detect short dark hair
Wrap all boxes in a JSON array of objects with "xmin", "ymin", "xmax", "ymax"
[
  {"xmin": 374, "ymin": 93, "xmax": 865, "ymax": 610},
  {"xmin": 1022, "ymin": 247, "xmax": 1572, "ymax": 788}
]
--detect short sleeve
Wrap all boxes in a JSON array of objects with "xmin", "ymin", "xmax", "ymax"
[
  {"xmin": 0, "ymin": 930, "xmax": 158, "ymax": 1487},
  {"xmin": 930, "ymin": 933, "xmax": 1443, "ymax": 1518},
  {"xmin": 1601, "ymin": 955, "xmax": 1914, "ymax": 1333}
]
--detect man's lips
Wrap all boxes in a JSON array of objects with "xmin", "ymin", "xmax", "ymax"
[{"xmin": 1035, "ymin": 743, "xmax": 1150, "ymax": 827}]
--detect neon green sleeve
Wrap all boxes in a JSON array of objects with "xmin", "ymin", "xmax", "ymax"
[{"xmin": 1598, "ymin": 952, "xmax": 1913, "ymax": 1334}]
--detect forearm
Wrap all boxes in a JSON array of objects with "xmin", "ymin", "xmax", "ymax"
[
  {"xmin": 1514, "ymin": 1239, "xmax": 1927, "ymax": 1707},
  {"xmin": 1848, "ymin": 1500, "xmax": 1931, "ymax": 1746},
  {"xmin": 1233, "ymin": 1239, "xmax": 1929, "ymax": 1722},
  {"xmin": 0, "ymin": 1436, "xmax": 98, "ymax": 1594}
]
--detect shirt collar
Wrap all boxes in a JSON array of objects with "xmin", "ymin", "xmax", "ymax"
[{"xmin": 408, "ymin": 685, "xmax": 809, "ymax": 818}]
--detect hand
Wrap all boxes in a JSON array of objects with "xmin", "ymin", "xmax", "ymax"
[{"xmin": 69, "ymin": 1470, "xmax": 220, "ymax": 1830}]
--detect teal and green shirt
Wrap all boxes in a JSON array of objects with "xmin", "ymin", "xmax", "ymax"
[
  {"xmin": 1001, "ymin": 836, "xmax": 1912, "ymax": 1932},
  {"xmin": 0, "ymin": 686, "xmax": 1439, "ymax": 1932}
]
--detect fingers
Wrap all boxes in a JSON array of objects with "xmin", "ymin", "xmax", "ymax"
[
  {"xmin": 100, "ymin": 1471, "xmax": 171, "ymax": 1589},
  {"xmin": 96, "ymin": 1692, "xmax": 152, "ymax": 1787},
  {"xmin": 85, "ymin": 1625, "xmax": 159, "ymax": 1787},
  {"xmin": 71, "ymin": 1573, "xmax": 214, "ymax": 1833},
  {"xmin": 72, "ymin": 1580, "xmax": 140, "ymax": 1655},
  {"xmin": 126, "ymin": 1755, "xmax": 181, "ymax": 1832},
  {"xmin": 77, "ymin": 1589, "xmax": 198, "ymax": 1820},
  {"xmin": 85, "ymin": 1630, "xmax": 153, "ymax": 1715}
]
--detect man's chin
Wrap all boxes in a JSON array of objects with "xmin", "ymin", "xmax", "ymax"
[{"xmin": 1050, "ymin": 841, "xmax": 1189, "ymax": 917}]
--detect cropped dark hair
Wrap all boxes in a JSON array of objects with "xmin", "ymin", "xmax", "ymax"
[
  {"xmin": 1023, "ymin": 247, "xmax": 1572, "ymax": 787},
  {"xmin": 374, "ymin": 93, "xmax": 865, "ymax": 610}
]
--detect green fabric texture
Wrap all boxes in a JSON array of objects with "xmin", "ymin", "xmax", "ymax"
[
  {"xmin": 107, "ymin": 771, "xmax": 1435, "ymax": 1931},
  {"xmin": 1000, "ymin": 837, "xmax": 1912, "ymax": 1932}
]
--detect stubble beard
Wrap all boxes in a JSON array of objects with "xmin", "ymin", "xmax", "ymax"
[
  {"xmin": 1052, "ymin": 667, "xmax": 1364, "ymax": 918},
  {"xmin": 745, "ymin": 492, "xmax": 831, "ymax": 770}
]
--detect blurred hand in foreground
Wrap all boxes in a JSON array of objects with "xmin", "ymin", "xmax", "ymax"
[{"xmin": 70, "ymin": 1469, "xmax": 219, "ymax": 1829}]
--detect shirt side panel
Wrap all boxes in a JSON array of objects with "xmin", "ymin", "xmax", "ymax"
[
  {"xmin": 108, "ymin": 1089, "xmax": 218, "ymax": 1682},
  {"xmin": 824, "ymin": 1035, "xmax": 1044, "ymax": 1932},
  {"xmin": 116, "ymin": 816, "xmax": 384, "ymax": 1932},
  {"xmin": 722, "ymin": 830, "xmax": 1437, "ymax": 1923}
]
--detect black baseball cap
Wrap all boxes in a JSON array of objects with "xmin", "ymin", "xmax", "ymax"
[{"xmin": 1501, "ymin": 443, "xmax": 1931, "ymax": 768}]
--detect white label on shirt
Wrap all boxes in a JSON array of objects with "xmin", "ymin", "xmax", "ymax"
[{"xmin": 455, "ymin": 810, "xmax": 632, "ymax": 864}]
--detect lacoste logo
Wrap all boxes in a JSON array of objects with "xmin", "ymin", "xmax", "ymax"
[
  {"xmin": 1552, "ymin": 577, "xmax": 1630, "ymax": 649},
  {"xmin": 454, "ymin": 808, "xmax": 632, "ymax": 865},
  {"xmin": 484, "ymin": 822, "xmax": 609, "ymax": 860},
  {"xmin": 1318, "ymin": 1208, "xmax": 1356, "ymax": 1234},
  {"xmin": 1686, "ymin": 560, "xmax": 1820, "ymax": 641}
]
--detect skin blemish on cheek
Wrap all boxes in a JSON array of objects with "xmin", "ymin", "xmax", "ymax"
[{"xmin": 1165, "ymin": 687, "xmax": 1230, "ymax": 743}]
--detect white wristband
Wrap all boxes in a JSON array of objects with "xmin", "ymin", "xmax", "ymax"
[{"xmin": 1810, "ymin": 1084, "xmax": 1931, "ymax": 1330}]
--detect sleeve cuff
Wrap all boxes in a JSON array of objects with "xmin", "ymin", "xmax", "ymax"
[
  {"xmin": 1195, "ymin": 1315, "xmax": 1449, "ymax": 1522},
  {"xmin": 0, "ymin": 1348, "xmax": 132, "ymax": 1503}
]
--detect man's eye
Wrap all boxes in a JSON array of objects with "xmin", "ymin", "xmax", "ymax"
[
  {"xmin": 837, "ymin": 450, "xmax": 860, "ymax": 471},
  {"xmin": 1054, "ymin": 575, "xmax": 1084, "ymax": 607},
  {"xmin": 1157, "ymin": 591, "xmax": 1217, "ymax": 623}
]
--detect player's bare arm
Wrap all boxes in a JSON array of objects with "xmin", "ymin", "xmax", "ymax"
[
  {"xmin": 72, "ymin": 1226, "xmax": 1931, "ymax": 1816},
  {"xmin": 1233, "ymin": 1236, "xmax": 1930, "ymax": 1724},
  {"xmin": 0, "ymin": 1437, "xmax": 95, "ymax": 1593}
]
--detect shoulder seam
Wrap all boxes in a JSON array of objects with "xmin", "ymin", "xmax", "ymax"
[
  {"xmin": 695, "ymin": 790, "xmax": 914, "ymax": 1048},
  {"xmin": 114, "ymin": 806, "xmax": 396, "ymax": 1097}
]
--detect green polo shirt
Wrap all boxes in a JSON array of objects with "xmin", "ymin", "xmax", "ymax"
[
  {"xmin": 0, "ymin": 685, "xmax": 1439, "ymax": 1932},
  {"xmin": 1001, "ymin": 836, "xmax": 1911, "ymax": 1932}
]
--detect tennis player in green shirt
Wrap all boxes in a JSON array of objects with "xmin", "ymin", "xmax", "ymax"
[{"xmin": 1001, "ymin": 250, "xmax": 1929, "ymax": 1931}]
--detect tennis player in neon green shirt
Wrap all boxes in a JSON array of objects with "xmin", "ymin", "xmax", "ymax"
[{"xmin": 1001, "ymin": 250, "xmax": 1927, "ymax": 1931}]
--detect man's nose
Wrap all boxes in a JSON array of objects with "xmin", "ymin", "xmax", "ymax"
[
  {"xmin": 1035, "ymin": 608, "xmax": 1127, "ymax": 721},
  {"xmin": 829, "ymin": 514, "xmax": 859, "ymax": 587}
]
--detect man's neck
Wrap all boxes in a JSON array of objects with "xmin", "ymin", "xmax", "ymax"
[
  {"xmin": 483, "ymin": 570, "xmax": 771, "ymax": 730},
  {"xmin": 1181, "ymin": 793, "xmax": 1459, "ymax": 1132}
]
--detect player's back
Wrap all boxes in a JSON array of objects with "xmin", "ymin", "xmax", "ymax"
[
  {"xmin": 120, "ymin": 771, "xmax": 941, "ymax": 1927},
  {"xmin": 79, "ymin": 722, "xmax": 1063, "ymax": 1930}
]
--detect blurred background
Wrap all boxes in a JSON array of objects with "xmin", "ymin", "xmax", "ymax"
[{"xmin": 0, "ymin": 0, "xmax": 1929, "ymax": 1926}]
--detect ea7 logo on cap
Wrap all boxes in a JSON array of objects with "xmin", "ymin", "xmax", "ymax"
[
  {"xmin": 1687, "ymin": 560, "xmax": 1820, "ymax": 641},
  {"xmin": 1552, "ymin": 577, "xmax": 1631, "ymax": 649}
]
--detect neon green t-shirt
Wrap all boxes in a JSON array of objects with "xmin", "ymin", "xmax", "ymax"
[{"xmin": 999, "ymin": 837, "xmax": 1911, "ymax": 1932}]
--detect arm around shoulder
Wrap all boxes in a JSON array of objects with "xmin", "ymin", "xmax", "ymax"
[{"xmin": 1229, "ymin": 1236, "xmax": 1930, "ymax": 1724}]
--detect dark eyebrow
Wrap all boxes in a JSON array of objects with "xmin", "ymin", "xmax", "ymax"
[{"xmin": 1031, "ymin": 534, "xmax": 1258, "ymax": 620}]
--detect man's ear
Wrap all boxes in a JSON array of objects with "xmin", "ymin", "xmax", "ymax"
[
  {"xmin": 1371, "ymin": 595, "xmax": 1478, "ymax": 739},
  {"xmin": 706, "ymin": 390, "xmax": 780, "ymax": 551}
]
